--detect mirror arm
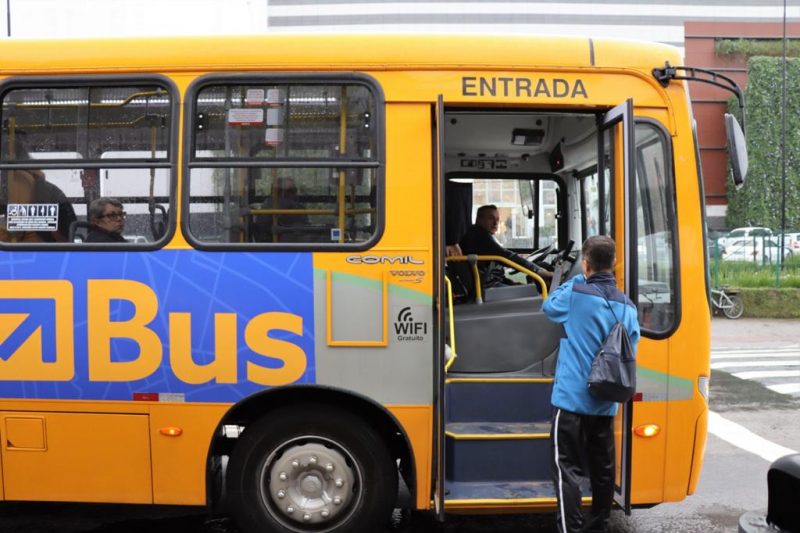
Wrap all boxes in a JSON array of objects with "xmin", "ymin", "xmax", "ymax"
[{"xmin": 652, "ymin": 62, "xmax": 746, "ymax": 131}]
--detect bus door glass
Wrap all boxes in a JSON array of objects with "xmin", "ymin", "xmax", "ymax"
[{"xmin": 599, "ymin": 98, "xmax": 634, "ymax": 514}]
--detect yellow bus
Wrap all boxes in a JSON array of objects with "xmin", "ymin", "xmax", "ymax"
[{"xmin": 0, "ymin": 34, "xmax": 746, "ymax": 532}]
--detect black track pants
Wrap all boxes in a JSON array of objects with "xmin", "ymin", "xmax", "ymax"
[{"xmin": 551, "ymin": 408, "xmax": 615, "ymax": 533}]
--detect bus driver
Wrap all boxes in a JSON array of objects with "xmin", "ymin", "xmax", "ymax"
[{"xmin": 459, "ymin": 204, "xmax": 551, "ymax": 288}]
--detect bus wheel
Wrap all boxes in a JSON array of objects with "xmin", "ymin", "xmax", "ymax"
[{"xmin": 226, "ymin": 405, "xmax": 397, "ymax": 533}]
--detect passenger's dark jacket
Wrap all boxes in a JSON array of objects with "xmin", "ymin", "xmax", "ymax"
[
  {"xmin": 85, "ymin": 226, "xmax": 127, "ymax": 243},
  {"xmin": 459, "ymin": 223, "xmax": 542, "ymax": 286}
]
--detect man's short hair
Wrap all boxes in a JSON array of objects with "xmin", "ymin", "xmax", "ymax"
[
  {"xmin": 582, "ymin": 235, "xmax": 616, "ymax": 272},
  {"xmin": 89, "ymin": 197, "xmax": 123, "ymax": 222},
  {"xmin": 476, "ymin": 204, "xmax": 498, "ymax": 222}
]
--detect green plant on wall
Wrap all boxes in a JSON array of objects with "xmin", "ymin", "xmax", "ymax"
[
  {"xmin": 726, "ymin": 56, "xmax": 800, "ymax": 230},
  {"xmin": 716, "ymin": 38, "xmax": 800, "ymax": 58}
]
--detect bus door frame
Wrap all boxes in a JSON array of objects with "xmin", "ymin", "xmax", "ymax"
[
  {"xmin": 432, "ymin": 94, "xmax": 446, "ymax": 520},
  {"xmin": 598, "ymin": 98, "xmax": 635, "ymax": 515}
]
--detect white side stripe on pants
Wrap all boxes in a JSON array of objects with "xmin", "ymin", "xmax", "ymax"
[{"xmin": 553, "ymin": 408, "xmax": 567, "ymax": 533}]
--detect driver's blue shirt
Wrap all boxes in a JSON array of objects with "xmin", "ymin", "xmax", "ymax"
[{"xmin": 543, "ymin": 272, "xmax": 640, "ymax": 416}]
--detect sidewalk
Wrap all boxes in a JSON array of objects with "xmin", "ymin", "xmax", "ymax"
[{"xmin": 712, "ymin": 317, "xmax": 800, "ymax": 349}]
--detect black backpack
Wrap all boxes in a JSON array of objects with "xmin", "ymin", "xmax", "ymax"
[{"xmin": 587, "ymin": 288, "xmax": 637, "ymax": 403}]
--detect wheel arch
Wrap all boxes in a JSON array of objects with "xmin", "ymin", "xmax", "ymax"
[{"xmin": 206, "ymin": 384, "xmax": 416, "ymax": 510}]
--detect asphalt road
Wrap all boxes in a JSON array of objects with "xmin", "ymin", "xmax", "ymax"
[{"xmin": 1, "ymin": 317, "xmax": 798, "ymax": 533}]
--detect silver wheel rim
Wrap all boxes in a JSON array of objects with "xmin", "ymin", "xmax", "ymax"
[{"xmin": 259, "ymin": 436, "xmax": 361, "ymax": 531}]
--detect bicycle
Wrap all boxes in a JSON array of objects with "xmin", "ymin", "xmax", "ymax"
[{"xmin": 711, "ymin": 285, "xmax": 744, "ymax": 319}]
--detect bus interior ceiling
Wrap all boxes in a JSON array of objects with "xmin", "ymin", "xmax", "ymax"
[{"xmin": 443, "ymin": 110, "xmax": 598, "ymax": 181}]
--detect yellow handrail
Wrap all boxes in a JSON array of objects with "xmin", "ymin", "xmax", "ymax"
[
  {"xmin": 446, "ymin": 255, "xmax": 548, "ymax": 299},
  {"xmin": 249, "ymin": 207, "xmax": 375, "ymax": 216},
  {"xmin": 444, "ymin": 276, "xmax": 458, "ymax": 373}
]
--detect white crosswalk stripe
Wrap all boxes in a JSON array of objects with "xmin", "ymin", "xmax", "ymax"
[{"xmin": 711, "ymin": 346, "xmax": 800, "ymax": 397}]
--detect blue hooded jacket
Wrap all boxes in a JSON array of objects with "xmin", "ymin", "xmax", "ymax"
[{"xmin": 543, "ymin": 271, "xmax": 641, "ymax": 416}]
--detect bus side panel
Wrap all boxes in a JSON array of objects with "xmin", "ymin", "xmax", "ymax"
[
  {"xmin": 0, "ymin": 433, "xmax": 3, "ymax": 500},
  {"xmin": 387, "ymin": 405, "xmax": 434, "ymax": 510},
  {"xmin": 149, "ymin": 403, "xmax": 229, "ymax": 505},
  {"xmin": 629, "ymin": 399, "xmax": 667, "ymax": 504},
  {"xmin": 1, "ymin": 411, "xmax": 152, "ymax": 503},
  {"xmin": 312, "ymin": 102, "xmax": 435, "ymax": 510},
  {"xmin": 664, "ymin": 94, "xmax": 712, "ymax": 502}
]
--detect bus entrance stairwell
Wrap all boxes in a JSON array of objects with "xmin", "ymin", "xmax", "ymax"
[{"xmin": 439, "ymin": 108, "xmax": 581, "ymax": 510}]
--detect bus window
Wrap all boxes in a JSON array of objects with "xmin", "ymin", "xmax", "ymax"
[
  {"xmin": 186, "ymin": 79, "xmax": 381, "ymax": 247},
  {"xmin": 470, "ymin": 177, "xmax": 561, "ymax": 251},
  {"xmin": 0, "ymin": 82, "xmax": 174, "ymax": 245},
  {"xmin": 634, "ymin": 121, "xmax": 677, "ymax": 334},
  {"xmin": 580, "ymin": 167, "xmax": 610, "ymax": 239}
]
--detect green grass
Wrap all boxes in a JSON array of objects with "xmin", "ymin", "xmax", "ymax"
[
  {"xmin": 709, "ymin": 257, "xmax": 800, "ymax": 317},
  {"xmin": 737, "ymin": 288, "xmax": 800, "ymax": 318},
  {"xmin": 710, "ymin": 256, "xmax": 800, "ymax": 288}
]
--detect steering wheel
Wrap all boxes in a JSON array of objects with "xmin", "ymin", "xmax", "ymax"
[
  {"xmin": 543, "ymin": 240, "xmax": 579, "ymax": 290},
  {"xmin": 557, "ymin": 240, "xmax": 577, "ymax": 264},
  {"xmin": 525, "ymin": 243, "xmax": 557, "ymax": 269}
]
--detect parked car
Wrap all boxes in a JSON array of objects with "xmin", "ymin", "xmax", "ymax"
[
  {"xmin": 778, "ymin": 232, "xmax": 800, "ymax": 253},
  {"xmin": 722, "ymin": 237, "xmax": 793, "ymax": 264},
  {"xmin": 717, "ymin": 226, "xmax": 773, "ymax": 249}
]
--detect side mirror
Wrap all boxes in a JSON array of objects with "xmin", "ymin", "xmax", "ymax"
[{"xmin": 725, "ymin": 113, "xmax": 748, "ymax": 187}]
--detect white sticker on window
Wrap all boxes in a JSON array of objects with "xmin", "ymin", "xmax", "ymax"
[
  {"xmin": 228, "ymin": 108, "xmax": 264, "ymax": 126},
  {"xmin": 245, "ymin": 89, "xmax": 265, "ymax": 107},
  {"xmin": 6, "ymin": 203, "xmax": 59, "ymax": 232}
]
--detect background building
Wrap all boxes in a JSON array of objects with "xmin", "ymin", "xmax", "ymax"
[{"xmin": 686, "ymin": 21, "xmax": 800, "ymax": 229}]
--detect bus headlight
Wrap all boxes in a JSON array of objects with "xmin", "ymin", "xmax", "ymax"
[{"xmin": 698, "ymin": 376, "xmax": 710, "ymax": 403}]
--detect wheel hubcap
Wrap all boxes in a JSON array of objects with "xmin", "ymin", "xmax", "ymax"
[{"xmin": 264, "ymin": 441, "xmax": 358, "ymax": 527}]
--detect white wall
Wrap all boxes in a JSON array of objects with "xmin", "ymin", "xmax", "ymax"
[{"xmin": 3, "ymin": 0, "xmax": 267, "ymax": 38}]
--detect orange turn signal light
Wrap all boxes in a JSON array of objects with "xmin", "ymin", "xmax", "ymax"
[
  {"xmin": 634, "ymin": 424, "xmax": 660, "ymax": 438},
  {"xmin": 160, "ymin": 427, "xmax": 183, "ymax": 437}
]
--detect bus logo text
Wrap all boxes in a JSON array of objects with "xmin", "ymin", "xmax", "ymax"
[
  {"xmin": 0, "ymin": 279, "xmax": 307, "ymax": 386},
  {"xmin": 346, "ymin": 255, "xmax": 424, "ymax": 265},
  {"xmin": 462, "ymin": 76, "xmax": 588, "ymax": 99}
]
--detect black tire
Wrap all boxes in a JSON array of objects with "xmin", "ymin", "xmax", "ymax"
[
  {"xmin": 723, "ymin": 294, "xmax": 744, "ymax": 319},
  {"xmin": 226, "ymin": 405, "xmax": 397, "ymax": 533}
]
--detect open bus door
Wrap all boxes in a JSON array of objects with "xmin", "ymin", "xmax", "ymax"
[
  {"xmin": 432, "ymin": 94, "xmax": 446, "ymax": 521},
  {"xmin": 599, "ymin": 98, "xmax": 635, "ymax": 514}
]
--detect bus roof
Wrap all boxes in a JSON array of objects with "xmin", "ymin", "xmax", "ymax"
[{"xmin": 0, "ymin": 34, "xmax": 682, "ymax": 74}]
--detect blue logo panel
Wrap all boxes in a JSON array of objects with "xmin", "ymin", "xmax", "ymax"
[{"xmin": 0, "ymin": 250, "xmax": 316, "ymax": 403}]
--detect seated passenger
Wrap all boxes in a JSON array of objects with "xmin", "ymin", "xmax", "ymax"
[
  {"xmin": 0, "ymin": 148, "xmax": 76, "ymax": 243},
  {"xmin": 85, "ymin": 197, "xmax": 127, "ymax": 243},
  {"xmin": 459, "ymin": 204, "xmax": 551, "ymax": 288},
  {"xmin": 254, "ymin": 177, "xmax": 309, "ymax": 242}
]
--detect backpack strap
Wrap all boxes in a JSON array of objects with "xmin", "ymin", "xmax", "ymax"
[{"xmin": 592, "ymin": 284, "xmax": 624, "ymax": 325}]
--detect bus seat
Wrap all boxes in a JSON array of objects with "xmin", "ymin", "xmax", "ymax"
[
  {"xmin": 446, "ymin": 260, "xmax": 476, "ymax": 303},
  {"xmin": 68, "ymin": 221, "xmax": 92, "ymax": 242},
  {"xmin": 484, "ymin": 283, "xmax": 539, "ymax": 302}
]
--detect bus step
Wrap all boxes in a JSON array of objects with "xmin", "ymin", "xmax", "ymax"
[
  {"xmin": 443, "ymin": 479, "xmax": 556, "ymax": 506},
  {"xmin": 445, "ymin": 423, "xmax": 551, "ymax": 483},
  {"xmin": 445, "ymin": 377, "xmax": 553, "ymax": 424}
]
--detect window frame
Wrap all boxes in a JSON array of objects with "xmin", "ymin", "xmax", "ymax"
[
  {"xmin": 633, "ymin": 118, "xmax": 681, "ymax": 339},
  {"xmin": 445, "ymin": 171, "xmax": 567, "ymax": 253},
  {"xmin": 182, "ymin": 73, "xmax": 386, "ymax": 251},
  {"xmin": 0, "ymin": 74, "xmax": 180, "ymax": 250}
]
